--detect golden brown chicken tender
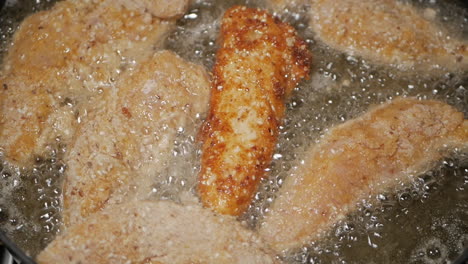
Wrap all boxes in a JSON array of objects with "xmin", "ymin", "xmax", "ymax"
[
  {"xmin": 62, "ymin": 50, "xmax": 210, "ymax": 227},
  {"xmin": 198, "ymin": 6, "xmax": 311, "ymax": 216},
  {"xmin": 0, "ymin": 0, "xmax": 188, "ymax": 167},
  {"xmin": 259, "ymin": 98, "xmax": 468, "ymax": 252}
]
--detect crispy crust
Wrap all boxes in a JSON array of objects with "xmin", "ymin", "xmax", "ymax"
[{"xmin": 198, "ymin": 6, "xmax": 311, "ymax": 215}]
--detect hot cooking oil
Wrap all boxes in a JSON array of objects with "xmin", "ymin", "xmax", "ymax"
[{"xmin": 0, "ymin": 0, "xmax": 467, "ymax": 262}]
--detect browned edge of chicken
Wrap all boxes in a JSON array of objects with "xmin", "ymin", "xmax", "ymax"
[{"xmin": 197, "ymin": 5, "xmax": 311, "ymax": 216}]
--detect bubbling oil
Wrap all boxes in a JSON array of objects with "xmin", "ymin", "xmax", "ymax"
[
  {"xmin": 0, "ymin": 147, "xmax": 64, "ymax": 257},
  {"xmin": 0, "ymin": 0, "xmax": 467, "ymax": 262}
]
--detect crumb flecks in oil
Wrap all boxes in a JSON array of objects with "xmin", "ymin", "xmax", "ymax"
[{"xmin": 1, "ymin": 0, "xmax": 468, "ymax": 262}]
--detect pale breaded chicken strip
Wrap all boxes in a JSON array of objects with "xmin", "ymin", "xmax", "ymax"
[
  {"xmin": 269, "ymin": 0, "xmax": 468, "ymax": 71},
  {"xmin": 0, "ymin": 0, "xmax": 188, "ymax": 166},
  {"xmin": 198, "ymin": 6, "xmax": 311, "ymax": 216},
  {"xmin": 37, "ymin": 200, "xmax": 277, "ymax": 264},
  {"xmin": 259, "ymin": 98, "xmax": 468, "ymax": 252},
  {"xmin": 62, "ymin": 50, "xmax": 210, "ymax": 226}
]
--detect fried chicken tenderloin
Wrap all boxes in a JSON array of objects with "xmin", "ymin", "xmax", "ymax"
[
  {"xmin": 198, "ymin": 6, "xmax": 311, "ymax": 216},
  {"xmin": 259, "ymin": 97, "xmax": 468, "ymax": 252},
  {"xmin": 62, "ymin": 50, "xmax": 210, "ymax": 227},
  {"xmin": 268, "ymin": 0, "xmax": 468, "ymax": 71},
  {"xmin": 38, "ymin": 200, "xmax": 278, "ymax": 264},
  {"xmin": 0, "ymin": 0, "xmax": 188, "ymax": 167}
]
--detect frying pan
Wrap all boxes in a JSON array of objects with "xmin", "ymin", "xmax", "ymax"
[
  {"xmin": 0, "ymin": 0, "xmax": 467, "ymax": 263},
  {"xmin": 0, "ymin": 232, "xmax": 35, "ymax": 264}
]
